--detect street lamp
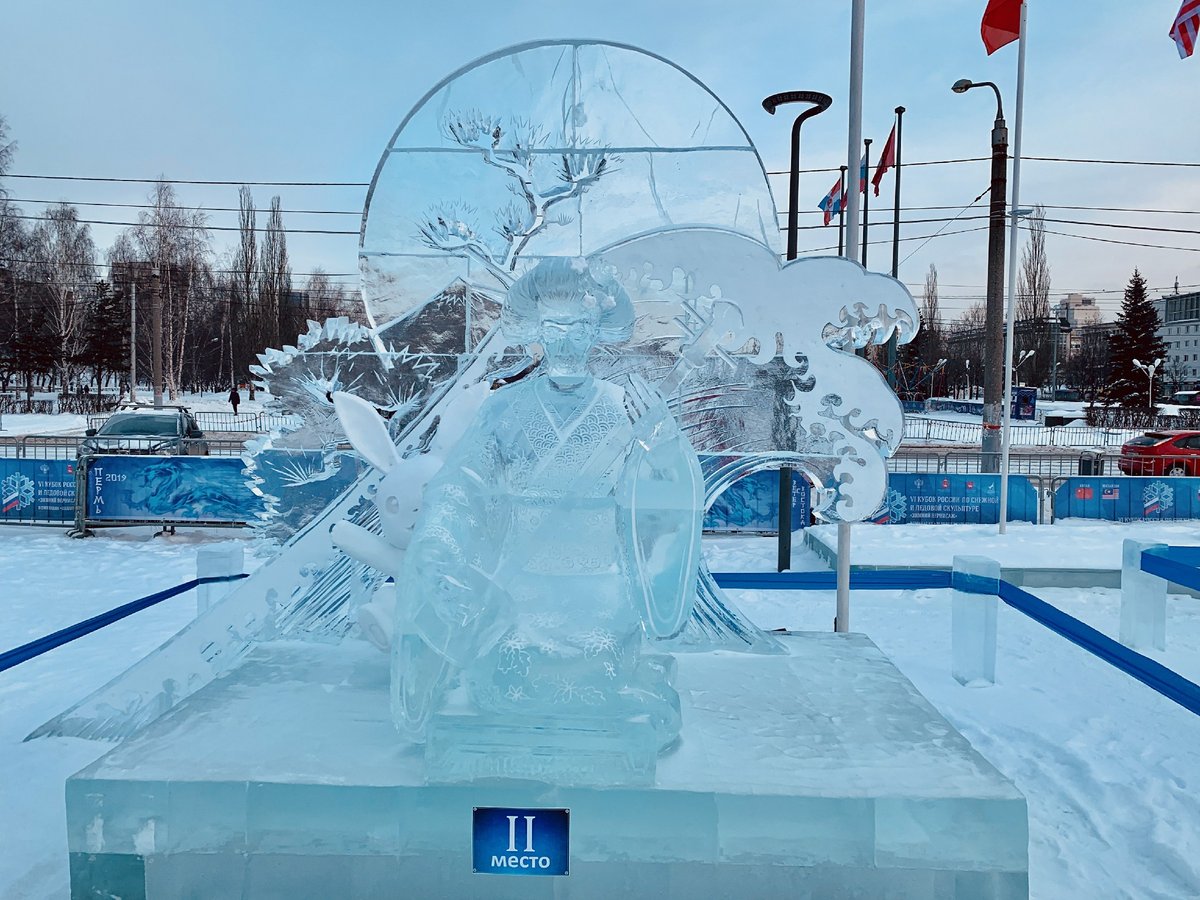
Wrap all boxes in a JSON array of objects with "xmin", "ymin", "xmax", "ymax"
[
  {"xmin": 952, "ymin": 78, "xmax": 1008, "ymax": 473},
  {"xmin": 1133, "ymin": 358, "xmax": 1163, "ymax": 408},
  {"xmin": 1014, "ymin": 349, "xmax": 1034, "ymax": 373},
  {"xmin": 763, "ymin": 88, "xmax": 832, "ymax": 573},
  {"xmin": 929, "ymin": 358, "xmax": 948, "ymax": 397},
  {"xmin": 763, "ymin": 90, "xmax": 834, "ymax": 261}
]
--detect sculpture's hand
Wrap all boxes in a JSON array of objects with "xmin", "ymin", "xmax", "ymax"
[{"xmin": 625, "ymin": 374, "xmax": 674, "ymax": 451}]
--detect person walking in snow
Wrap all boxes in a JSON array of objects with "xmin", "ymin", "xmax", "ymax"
[{"xmin": 229, "ymin": 387, "xmax": 241, "ymax": 416}]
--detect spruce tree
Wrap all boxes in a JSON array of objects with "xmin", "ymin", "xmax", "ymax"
[{"xmin": 1105, "ymin": 269, "xmax": 1166, "ymax": 407}]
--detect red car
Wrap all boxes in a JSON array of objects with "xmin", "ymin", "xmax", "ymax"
[{"xmin": 1118, "ymin": 431, "xmax": 1200, "ymax": 476}]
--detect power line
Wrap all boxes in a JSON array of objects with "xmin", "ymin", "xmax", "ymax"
[
  {"xmin": 4, "ymin": 151, "xmax": 1198, "ymax": 192},
  {"xmin": 6, "ymin": 197, "xmax": 360, "ymax": 216},
  {"xmin": 767, "ymin": 153, "xmax": 1200, "ymax": 177},
  {"xmin": 767, "ymin": 157, "xmax": 986, "ymax": 176},
  {"xmin": 12, "ymin": 195, "xmax": 1200, "ymax": 221},
  {"xmin": 779, "ymin": 202, "xmax": 1200, "ymax": 218},
  {"xmin": 0, "ymin": 255, "xmax": 360, "ymax": 279},
  {"xmin": 1027, "ymin": 155, "xmax": 1200, "ymax": 168},
  {"xmin": 1043, "ymin": 217, "xmax": 1200, "ymax": 238},
  {"xmin": 802, "ymin": 223, "xmax": 991, "ymax": 255},
  {"xmin": 6, "ymin": 212, "xmax": 357, "ymax": 236},
  {"xmin": 4, "ymin": 174, "xmax": 368, "ymax": 187},
  {"xmin": 783, "ymin": 213, "xmax": 990, "ymax": 233},
  {"xmin": 1035, "ymin": 227, "xmax": 1200, "ymax": 254},
  {"xmin": 897, "ymin": 186, "xmax": 993, "ymax": 268}
]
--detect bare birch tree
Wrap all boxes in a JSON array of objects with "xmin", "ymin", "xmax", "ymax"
[
  {"xmin": 230, "ymin": 186, "xmax": 259, "ymax": 395},
  {"xmin": 29, "ymin": 203, "xmax": 96, "ymax": 391},
  {"xmin": 258, "ymin": 195, "xmax": 291, "ymax": 349},
  {"xmin": 1017, "ymin": 205, "xmax": 1051, "ymax": 386},
  {"xmin": 125, "ymin": 182, "xmax": 209, "ymax": 400}
]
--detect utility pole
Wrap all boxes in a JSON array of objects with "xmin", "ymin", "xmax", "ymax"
[
  {"xmin": 983, "ymin": 110, "xmax": 1008, "ymax": 473},
  {"xmin": 129, "ymin": 280, "xmax": 137, "ymax": 403},
  {"xmin": 1050, "ymin": 315, "xmax": 1059, "ymax": 399},
  {"xmin": 952, "ymin": 78, "xmax": 1009, "ymax": 473},
  {"xmin": 151, "ymin": 268, "xmax": 163, "ymax": 409}
]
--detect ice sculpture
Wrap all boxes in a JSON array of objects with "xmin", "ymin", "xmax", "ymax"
[
  {"xmin": 33, "ymin": 40, "xmax": 916, "ymax": 744},
  {"xmin": 335, "ymin": 257, "xmax": 703, "ymax": 781}
]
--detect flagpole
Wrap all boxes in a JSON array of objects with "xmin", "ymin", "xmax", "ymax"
[
  {"xmin": 890, "ymin": 109, "xmax": 905, "ymax": 277},
  {"xmin": 861, "ymin": 137, "xmax": 872, "ymax": 267},
  {"xmin": 838, "ymin": 0, "xmax": 866, "ymax": 634},
  {"xmin": 887, "ymin": 106, "xmax": 906, "ymax": 388},
  {"xmin": 998, "ymin": 0, "xmax": 1027, "ymax": 535},
  {"xmin": 837, "ymin": 165, "xmax": 847, "ymax": 255}
]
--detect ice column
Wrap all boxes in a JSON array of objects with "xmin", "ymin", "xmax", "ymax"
[
  {"xmin": 951, "ymin": 555, "xmax": 999, "ymax": 687},
  {"xmin": 196, "ymin": 545, "xmax": 245, "ymax": 616},
  {"xmin": 1120, "ymin": 539, "xmax": 1167, "ymax": 651}
]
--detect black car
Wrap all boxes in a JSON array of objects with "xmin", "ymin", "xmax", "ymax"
[{"xmin": 79, "ymin": 406, "xmax": 208, "ymax": 457}]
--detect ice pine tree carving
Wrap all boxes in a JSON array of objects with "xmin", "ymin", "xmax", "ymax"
[
  {"xmin": 418, "ymin": 111, "xmax": 615, "ymax": 286},
  {"xmin": 334, "ymin": 257, "xmax": 704, "ymax": 781}
]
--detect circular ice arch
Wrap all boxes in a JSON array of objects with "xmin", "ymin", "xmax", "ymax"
[{"xmin": 359, "ymin": 40, "xmax": 780, "ymax": 329}]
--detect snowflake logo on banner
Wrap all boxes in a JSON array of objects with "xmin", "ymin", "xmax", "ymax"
[
  {"xmin": 873, "ymin": 488, "xmax": 907, "ymax": 524},
  {"xmin": 2, "ymin": 472, "xmax": 35, "ymax": 513},
  {"xmin": 1143, "ymin": 481, "xmax": 1174, "ymax": 518}
]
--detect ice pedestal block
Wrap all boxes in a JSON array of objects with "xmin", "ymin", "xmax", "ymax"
[
  {"xmin": 1121, "ymin": 539, "xmax": 1168, "ymax": 651},
  {"xmin": 67, "ymin": 635, "xmax": 1028, "ymax": 899}
]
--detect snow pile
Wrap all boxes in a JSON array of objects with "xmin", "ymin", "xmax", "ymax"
[{"xmin": 0, "ymin": 414, "xmax": 90, "ymax": 437}]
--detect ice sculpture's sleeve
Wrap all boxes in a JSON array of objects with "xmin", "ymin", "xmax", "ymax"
[
  {"xmin": 618, "ymin": 409, "xmax": 704, "ymax": 638},
  {"xmin": 399, "ymin": 403, "xmax": 511, "ymax": 664}
]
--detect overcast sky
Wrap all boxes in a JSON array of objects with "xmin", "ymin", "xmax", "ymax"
[{"xmin": 2, "ymin": 0, "xmax": 1197, "ymax": 322}]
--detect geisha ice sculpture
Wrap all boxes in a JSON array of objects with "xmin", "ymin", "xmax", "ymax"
[{"xmin": 335, "ymin": 256, "xmax": 704, "ymax": 783}]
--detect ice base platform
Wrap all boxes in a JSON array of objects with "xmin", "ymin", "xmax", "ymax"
[{"xmin": 66, "ymin": 634, "xmax": 1028, "ymax": 898}]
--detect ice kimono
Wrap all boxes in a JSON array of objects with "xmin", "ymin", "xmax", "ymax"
[{"xmin": 395, "ymin": 370, "xmax": 703, "ymax": 743}]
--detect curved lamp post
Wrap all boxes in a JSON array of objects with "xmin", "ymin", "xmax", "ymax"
[
  {"xmin": 763, "ymin": 90, "xmax": 834, "ymax": 261},
  {"xmin": 1133, "ymin": 357, "xmax": 1163, "ymax": 408},
  {"xmin": 763, "ymin": 89, "xmax": 833, "ymax": 573}
]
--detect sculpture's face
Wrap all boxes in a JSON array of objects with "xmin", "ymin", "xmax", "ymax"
[{"xmin": 538, "ymin": 309, "xmax": 600, "ymax": 377}]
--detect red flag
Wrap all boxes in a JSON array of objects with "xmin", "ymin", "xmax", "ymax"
[
  {"xmin": 1172, "ymin": 0, "xmax": 1200, "ymax": 58},
  {"xmin": 871, "ymin": 124, "xmax": 897, "ymax": 197},
  {"xmin": 981, "ymin": 0, "xmax": 1022, "ymax": 55}
]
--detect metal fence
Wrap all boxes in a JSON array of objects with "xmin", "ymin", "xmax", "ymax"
[
  {"xmin": 889, "ymin": 450, "xmax": 1112, "ymax": 478},
  {"xmin": 903, "ymin": 417, "xmax": 1142, "ymax": 449},
  {"xmin": 1, "ymin": 394, "xmax": 120, "ymax": 416},
  {"xmin": 0, "ymin": 435, "xmax": 248, "ymax": 460},
  {"xmin": 84, "ymin": 411, "xmax": 302, "ymax": 434}
]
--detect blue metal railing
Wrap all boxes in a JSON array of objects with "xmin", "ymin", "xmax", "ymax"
[
  {"xmin": 0, "ymin": 573, "xmax": 248, "ymax": 673},
  {"xmin": 714, "ymin": 567, "xmax": 1200, "ymax": 719}
]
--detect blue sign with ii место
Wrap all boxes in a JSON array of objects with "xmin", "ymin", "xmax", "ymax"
[{"xmin": 473, "ymin": 807, "xmax": 569, "ymax": 876}]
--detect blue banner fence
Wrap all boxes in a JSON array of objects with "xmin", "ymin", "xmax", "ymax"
[
  {"xmin": 1, "ymin": 458, "xmax": 77, "ymax": 524},
  {"xmin": 6, "ymin": 450, "xmax": 1200, "ymax": 529}
]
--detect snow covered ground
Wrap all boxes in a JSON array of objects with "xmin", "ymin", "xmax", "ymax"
[{"xmin": 2, "ymin": 524, "xmax": 1200, "ymax": 897}]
